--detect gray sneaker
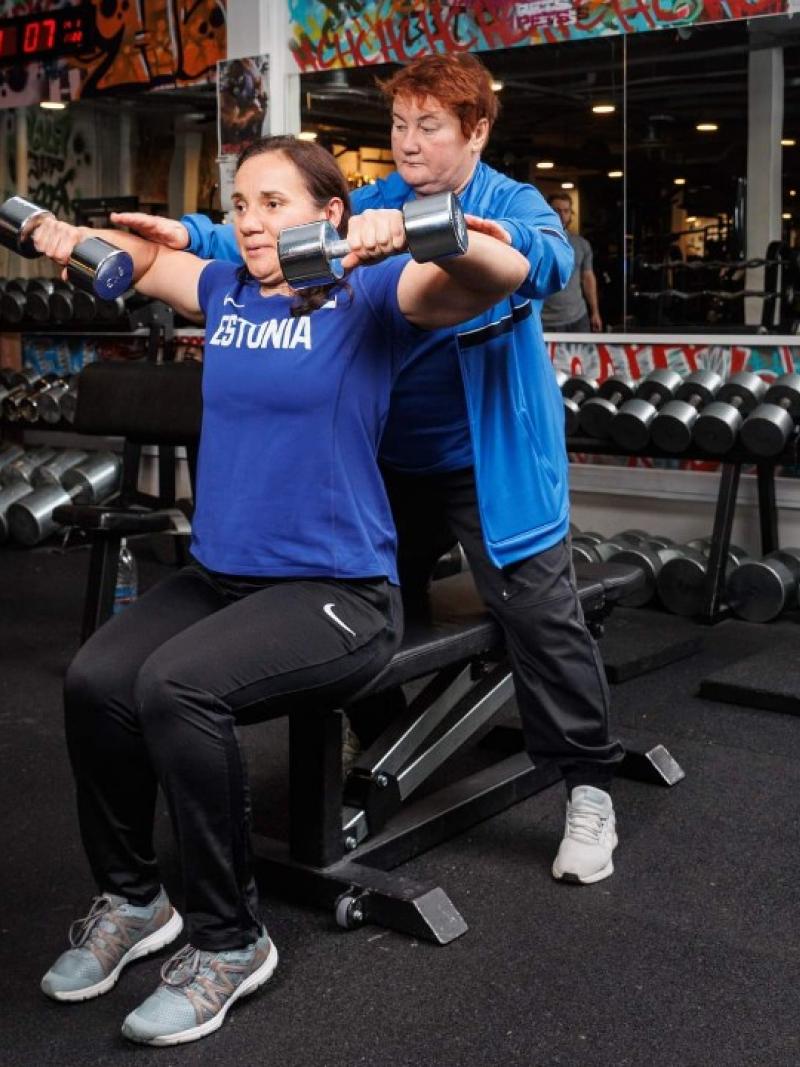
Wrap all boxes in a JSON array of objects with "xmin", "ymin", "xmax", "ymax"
[
  {"xmin": 41, "ymin": 888, "xmax": 183, "ymax": 1002},
  {"xmin": 121, "ymin": 927, "xmax": 277, "ymax": 1046}
]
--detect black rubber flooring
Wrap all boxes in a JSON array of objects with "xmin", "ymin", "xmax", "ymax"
[{"xmin": 2, "ymin": 541, "xmax": 800, "ymax": 1067}]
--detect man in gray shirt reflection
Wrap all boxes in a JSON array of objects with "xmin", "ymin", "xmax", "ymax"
[{"xmin": 542, "ymin": 193, "xmax": 603, "ymax": 332}]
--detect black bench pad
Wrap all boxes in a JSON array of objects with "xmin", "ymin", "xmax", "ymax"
[
  {"xmin": 349, "ymin": 563, "xmax": 640, "ymax": 701},
  {"xmin": 53, "ymin": 504, "xmax": 175, "ymax": 535}
]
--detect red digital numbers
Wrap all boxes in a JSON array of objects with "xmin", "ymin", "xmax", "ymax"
[{"xmin": 22, "ymin": 17, "xmax": 57, "ymax": 54}]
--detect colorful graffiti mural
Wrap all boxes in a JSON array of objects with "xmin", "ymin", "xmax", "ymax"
[
  {"xmin": 287, "ymin": 0, "xmax": 785, "ymax": 71},
  {"xmin": 0, "ymin": 0, "xmax": 226, "ymax": 108}
]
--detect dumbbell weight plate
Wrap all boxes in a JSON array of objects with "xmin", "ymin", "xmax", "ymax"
[
  {"xmin": 692, "ymin": 372, "xmax": 768, "ymax": 455},
  {"xmin": 725, "ymin": 558, "xmax": 795, "ymax": 622},
  {"xmin": 0, "ymin": 481, "xmax": 34, "ymax": 542},
  {"xmin": 571, "ymin": 541, "xmax": 600, "ymax": 564},
  {"xmin": 32, "ymin": 449, "xmax": 89, "ymax": 487},
  {"xmin": 579, "ymin": 377, "xmax": 635, "ymax": 439},
  {"xmin": 61, "ymin": 451, "xmax": 122, "ymax": 504},
  {"xmin": 766, "ymin": 547, "xmax": 800, "ymax": 583},
  {"xmin": 607, "ymin": 544, "xmax": 663, "ymax": 607},
  {"xmin": 402, "ymin": 192, "xmax": 469, "ymax": 262},
  {"xmin": 69, "ymin": 236, "xmax": 134, "ymax": 300},
  {"xmin": 8, "ymin": 483, "xmax": 77, "ymax": 545}
]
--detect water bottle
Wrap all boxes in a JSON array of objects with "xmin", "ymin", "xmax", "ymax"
[{"xmin": 113, "ymin": 538, "xmax": 138, "ymax": 614}]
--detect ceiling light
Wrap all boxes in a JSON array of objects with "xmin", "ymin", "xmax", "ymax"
[
  {"xmin": 561, "ymin": 182, "xmax": 575, "ymax": 190},
  {"xmin": 491, "ymin": 80, "xmax": 504, "ymax": 92},
  {"xmin": 608, "ymin": 170, "xmax": 623, "ymax": 178},
  {"xmin": 696, "ymin": 123, "xmax": 718, "ymax": 132},
  {"xmin": 592, "ymin": 104, "xmax": 615, "ymax": 114},
  {"xmin": 297, "ymin": 130, "xmax": 318, "ymax": 141},
  {"xmin": 674, "ymin": 177, "xmax": 686, "ymax": 186},
  {"xmin": 536, "ymin": 161, "xmax": 555, "ymax": 170},
  {"xmin": 781, "ymin": 138, "xmax": 796, "ymax": 147},
  {"xmin": 40, "ymin": 101, "xmax": 67, "ymax": 110},
  {"xmin": 791, "ymin": 190, "xmax": 797, "ymax": 197},
  {"xmin": 783, "ymin": 212, "xmax": 792, "ymax": 219},
  {"xmin": 686, "ymin": 215, "xmax": 697, "ymax": 222}
]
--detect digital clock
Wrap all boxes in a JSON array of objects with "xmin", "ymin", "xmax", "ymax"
[{"xmin": 0, "ymin": 4, "xmax": 94, "ymax": 65}]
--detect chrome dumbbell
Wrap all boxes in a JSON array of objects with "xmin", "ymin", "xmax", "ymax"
[
  {"xmin": 277, "ymin": 191, "xmax": 469, "ymax": 290},
  {"xmin": 0, "ymin": 196, "xmax": 133, "ymax": 300}
]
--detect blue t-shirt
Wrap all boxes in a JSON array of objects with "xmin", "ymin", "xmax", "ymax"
[{"xmin": 193, "ymin": 259, "xmax": 419, "ymax": 581}]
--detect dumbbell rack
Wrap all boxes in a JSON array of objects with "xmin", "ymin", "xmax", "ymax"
[{"xmin": 566, "ymin": 433, "xmax": 800, "ymax": 623}]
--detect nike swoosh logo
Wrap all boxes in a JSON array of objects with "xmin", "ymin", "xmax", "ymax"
[
  {"xmin": 323, "ymin": 602, "xmax": 356, "ymax": 637},
  {"xmin": 223, "ymin": 294, "xmax": 245, "ymax": 307}
]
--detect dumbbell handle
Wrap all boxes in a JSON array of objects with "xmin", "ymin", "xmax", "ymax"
[
  {"xmin": 0, "ymin": 197, "xmax": 133, "ymax": 300},
  {"xmin": 569, "ymin": 386, "xmax": 593, "ymax": 405},
  {"xmin": 682, "ymin": 391, "xmax": 707, "ymax": 411},
  {"xmin": 641, "ymin": 388, "xmax": 669, "ymax": 409}
]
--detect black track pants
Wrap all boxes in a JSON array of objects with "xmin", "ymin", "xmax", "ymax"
[
  {"xmin": 372, "ymin": 465, "xmax": 623, "ymax": 790},
  {"xmin": 64, "ymin": 562, "xmax": 402, "ymax": 950}
]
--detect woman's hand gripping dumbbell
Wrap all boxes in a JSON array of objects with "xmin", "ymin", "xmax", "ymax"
[
  {"xmin": 277, "ymin": 191, "xmax": 473, "ymax": 289},
  {"xmin": 0, "ymin": 196, "xmax": 133, "ymax": 300}
]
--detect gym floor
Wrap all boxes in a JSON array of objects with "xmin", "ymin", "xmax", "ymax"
[{"xmin": 2, "ymin": 541, "xmax": 799, "ymax": 1067}]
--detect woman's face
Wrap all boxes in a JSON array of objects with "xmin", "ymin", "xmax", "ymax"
[
  {"xmin": 231, "ymin": 151, "xmax": 342, "ymax": 286},
  {"xmin": 390, "ymin": 94, "xmax": 488, "ymax": 197}
]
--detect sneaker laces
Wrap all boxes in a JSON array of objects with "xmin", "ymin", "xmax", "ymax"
[
  {"xmin": 565, "ymin": 804, "xmax": 608, "ymax": 845},
  {"xmin": 161, "ymin": 944, "xmax": 250, "ymax": 1019},
  {"xmin": 69, "ymin": 895, "xmax": 116, "ymax": 949}
]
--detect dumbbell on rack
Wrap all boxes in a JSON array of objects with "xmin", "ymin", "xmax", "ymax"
[
  {"xmin": 609, "ymin": 369, "xmax": 683, "ymax": 451},
  {"xmin": 0, "ymin": 446, "xmax": 57, "ymax": 486},
  {"xmin": 691, "ymin": 371, "xmax": 767, "ymax": 455},
  {"xmin": 31, "ymin": 449, "xmax": 89, "ymax": 487},
  {"xmin": 650, "ymin": 369, "xmax": 724, "ymax": 453},
  {"xmin": 607, "ymin": 542, "xmax": 693, "ymax": 607},
  {"xmin": 8, "ymin": 451, "xmax": 122, "ymax": 545},
  {"xmin": 725, "ymin": 548, "xmax": 800, "ymax": 622},
  {"xmin": 36, "ymin": 377, "xmax": 78, "ymax": 424},
  {"xmin": 0, "ymin": 196, "xmax": 134, "ymax": 299},
  {"xmin": 562, "ymin": 376, "xmax": 598, "ymax": 435},
  {"xmin": 579, "ymin": 376, "xmax": 635, "ymax": 439},
  {"xmin": 657, "ymin": 540, "xmax": 750, "ymax": 616},
  {"xmin": 738, "ymin": 372, "xmax": 800, "ymax": 457},
  {"xmin": 278, "ymin": 190, "xmax": 468, "ymax": 289},
  {"xmin": 0, "ymin": 442, "xmax": 23, "ymax": 474},
  {"xmin": 571, "ymin": 528, "xmax": 654, "ymax": 563}
]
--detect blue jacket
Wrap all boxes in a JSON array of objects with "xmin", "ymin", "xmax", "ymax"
[{"xmin": 181, "ymin": 163, "xmax": 573, "ymax": 566}]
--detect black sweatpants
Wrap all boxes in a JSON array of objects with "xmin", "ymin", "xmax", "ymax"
[
  {"xmin": 63, "ymin": 562, "xmax": 402, "ymax": 951},
  {"xmin": 372, "ymin": 465, "xmax": 623, "ymax": 790}
]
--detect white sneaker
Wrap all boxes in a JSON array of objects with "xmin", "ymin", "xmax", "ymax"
[{"xmin": 552, "ymin": 785, "xmax": 618, "ymax": 884}]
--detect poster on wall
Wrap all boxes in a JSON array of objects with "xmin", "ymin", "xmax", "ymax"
[{"xmin": 217, "ymin": 55, "xmax": 270, "ymax": 157}]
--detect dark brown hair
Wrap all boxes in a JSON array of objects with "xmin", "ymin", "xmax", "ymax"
[
  {"xmin": 377, "ymin": 52, "xmax": 500, "ymax": 140},
  {"xmin": 235, "ymin": 135, "xmax": 352, "ymax": 315}
]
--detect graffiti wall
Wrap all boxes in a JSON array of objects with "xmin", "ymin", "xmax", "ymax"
[
  {"xmin": 0, "ymin": 105, "xmax": 95, "ymax": 276},
  {"xmin": 287, "ymin": 0, "xmax": 785, "ymax": 71},
  {"xmin": 0, "ymin": 0, "xmax": 226, "ymax": 108}
]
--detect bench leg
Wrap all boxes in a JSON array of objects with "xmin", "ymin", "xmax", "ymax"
[
  {"xmin": 80, "ymin": 534, "xmax": 121, "ymax": 644},
  {"xmin": 481, "ymin": 724, "xmax": 685, "ymax": 788}
]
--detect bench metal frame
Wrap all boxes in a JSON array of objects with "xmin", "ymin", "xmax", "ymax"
[{"xmin": 252, "ymin": 575, "xmax": 685, "ymax": 944}]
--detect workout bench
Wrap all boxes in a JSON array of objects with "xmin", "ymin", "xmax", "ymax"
[{"xmin": 250, "ymin": 564, "xmax": 685, "ymax": 945}]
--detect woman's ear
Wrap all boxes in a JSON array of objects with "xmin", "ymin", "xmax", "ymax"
[
  {"xmin": 470, "ymin": 117, "xmax": 489, "ymax": 155},
  {"xmin": 325, "ymin": 197, "xmax": 345, "ymax": 228}
]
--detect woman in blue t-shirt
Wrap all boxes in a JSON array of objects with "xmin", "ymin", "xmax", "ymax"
[{"xmin": 33, "ymin": 136, "xmax": 528, "ymax": 1046}]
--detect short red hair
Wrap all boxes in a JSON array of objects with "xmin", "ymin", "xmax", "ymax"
[{"xmin": 377, "ymin": 52, "xmax": 500, "ymax": 140}]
